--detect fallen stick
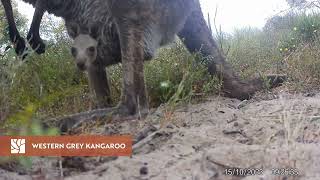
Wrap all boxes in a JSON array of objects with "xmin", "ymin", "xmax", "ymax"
[{"xmin": 44, "ymin": 108, "xmax": 116, "ymax": 133}]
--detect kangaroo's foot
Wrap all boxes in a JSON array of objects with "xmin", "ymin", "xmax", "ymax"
[
  {"xmin": 222, "ymin": 74, "xmax": 287, "ymax": 100},
  {"xmin": 27, "ymin": 33, "xmax": 46, "ymax": 54},
  {"xmin": 113, "ymin": 103, "xmax": 149, "ymax": 118},
  {"xmin": 222, "ymin": 79, "xmax": 258, "ymax": 100}
]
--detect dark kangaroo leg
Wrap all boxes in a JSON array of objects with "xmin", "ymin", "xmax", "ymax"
[
  {"xmin": 1, "ymin": 0, "xmax": 27, "ymax": 58},
  {"xmin": 87, "ymin": 62, "xmax": 112, "ymax": 108},
  {"xmin": 178, "ymin": 4, "xmax": 284, "ymax": 100},
  {"xmin": 115, "ymin": 22, "xmax": 149, "ymax": 116},
  {"xmin": 27, "ymin": 3, "xmax": 46, "ymax": 54}
]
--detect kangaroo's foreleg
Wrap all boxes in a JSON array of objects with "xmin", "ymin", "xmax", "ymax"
[
  {"xmin": 27, "ymin": 1, "xmax": 46, "ymax": 54},
  {"xmin": 87, "ymin": 63, "xmax": 112, "ymax": 108},
  {"xmin": 1, "ymin": 0, "xmax": 27, "ymax": 58}
]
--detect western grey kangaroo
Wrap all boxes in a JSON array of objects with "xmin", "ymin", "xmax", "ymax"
[
  {"xmin": 69, "ymin": 0, "xmax": 284, "ymax": 116},
  {"xmin": 2, "ymin": 0, "xmax": 284, "ymax": 116}
]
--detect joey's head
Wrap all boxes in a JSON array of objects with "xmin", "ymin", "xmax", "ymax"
[
  {"xmin": 70, "ymin": 34, "xmax": 98, "ymax": 71},
  {"xmin": 68, "ymin": 23, "xmax": 100, "ymax": 71}
]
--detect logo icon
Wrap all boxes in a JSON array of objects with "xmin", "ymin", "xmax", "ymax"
[{"xmin": 11, "ymin": 139, "xmax": 26, "ymax": 154}]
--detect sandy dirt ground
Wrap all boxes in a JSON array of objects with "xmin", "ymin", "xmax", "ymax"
[{"xmin": 1, "ymin": 92, "xmax": 320, "ymax": 180}]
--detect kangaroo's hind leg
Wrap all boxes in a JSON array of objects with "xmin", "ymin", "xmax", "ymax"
[
  {"xmin": 110, "ymin": 21, "xmax": 149, "ymax": 116},
  {"xmin": 178, "ymin": 3, "xmax": 281, "ymax": 100}
]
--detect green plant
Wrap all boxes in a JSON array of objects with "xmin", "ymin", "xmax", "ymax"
[
  {"xmin": 276, "ymin": 13, "xmax": 320, "ymax": 55},
  {"xmin": 1, "ymin": 103, "xmax": 59, "ymax": 170},
  {"xmin": 226, "ymin": 27, "xmax": 283, "ymax": 78},
  {"xmin": 145, "ymin": 41, "xmax": 221, "ymax": 108}
]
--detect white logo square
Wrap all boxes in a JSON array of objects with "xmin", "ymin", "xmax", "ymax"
[{"xmin": 11, "ymin": 139, "xmax": 26, "ymax": 154}]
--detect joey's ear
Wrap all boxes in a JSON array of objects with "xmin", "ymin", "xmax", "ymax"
[
  {"xmin": 67, "ymin": 22, "xmax": 80, "ymax": 38},
  {"xmin": 89, "ymin": 24, "xmax": 100, "ymax": 40}
]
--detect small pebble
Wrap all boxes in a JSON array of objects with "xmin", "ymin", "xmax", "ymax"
[{"xmin": 140, "ymin": 166, "xmax": 148, "ymax": 175}]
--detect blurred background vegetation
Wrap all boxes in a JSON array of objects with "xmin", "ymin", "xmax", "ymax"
[{"xmin": 0, "ymin": 0, "xmax": 320, "ymax": 133}]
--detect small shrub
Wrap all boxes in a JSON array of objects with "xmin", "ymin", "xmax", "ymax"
[{"xmin": 7, "ymin": 43, "xmax": 91, "ymax": 118}]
